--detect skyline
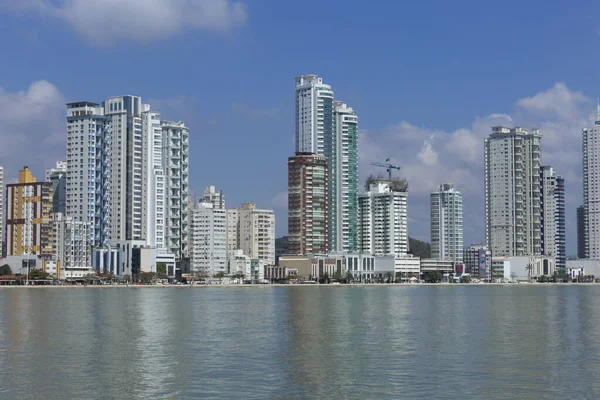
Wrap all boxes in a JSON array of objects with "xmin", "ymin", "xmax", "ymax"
[{"xmin": 2, "ymin": 1, "xmax": 600, "ymax": 254}]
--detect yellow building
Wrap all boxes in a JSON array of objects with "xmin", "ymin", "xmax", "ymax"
[{"xmin": 5, "ymin": 166, "xmax": 54, "ymax": 258}]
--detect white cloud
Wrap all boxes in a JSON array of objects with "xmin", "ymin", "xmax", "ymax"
[
  {"xmin": 360, "ymin": 83, "xmax": 591, "ymax": 250},
  {"xmin": 0, "ymin": 80, "xmax": 65, "ymax": 180},
  {"xmin": 271, "ymin": 191, "xmax": 288, "ymax": 210},
  {"xmin": 0, "ymin": 0, "xmax": 247, "ymax": 44}
]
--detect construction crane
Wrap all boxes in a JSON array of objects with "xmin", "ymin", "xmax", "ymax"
[{"xmin": 371, "ymin": 158, "xmax": 401, "ymax": 179}]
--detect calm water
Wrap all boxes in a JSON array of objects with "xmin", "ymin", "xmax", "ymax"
[{"xmin": 1, "ymin": 286, "xmax": 600, "ymax": 399}]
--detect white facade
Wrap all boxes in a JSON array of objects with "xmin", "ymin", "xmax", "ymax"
[
  {"xmin": 228, "ymin": 249, "xmax": 250, "ymax": 275},
  {"xmin": 104, "ymin": 96, "xmax": 145, "ymax": 242},
  {"xmin": 239, "ymin": 203, "xmax": 276, "ymax": 265},
  {"xmin": 582, "ymin": 108, "xmax": 600, "ymax": 258},
  {"xmin": 394, "ymin": 255, "xmax": 421, "ymax": 276},
  {"xmin": 295, "ymin": 74, "xmax": 334, "ymax": 154},
  {"xmin": 162, "ymin": 120, "xmax": 190, "ymax": 259},
  {"xmin": 358, "ymin": 179, "xmax": 408, "ymax": 256},
  {"xmin": 66, "ymin": 102, "xmax": 112, "ymax": 247},
  {"xmin": 141, "ymin": 109, "xmax": 166, "ymax": 251},
  {"xmin": 430, "ymin": 183, "xmax": 463, "ymax": 263},
  {"xmin": 52, "ymin": 213, "xmax": 92, "ymax": 276},
  {"xmin": 190, "ymin": 202, "xmax": 227, "ymax": 277},
  {"xmin": 203, "ymin": 185, "xmax": 225, "ymax": 210},
  {"xmin": 485, "ymin": 126, "xmax": 541, "ymax": 257}
]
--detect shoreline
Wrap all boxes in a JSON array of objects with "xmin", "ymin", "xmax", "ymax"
[{"xmin": 0, "ymin": 282, "xmax": 598, "ymax": 289}]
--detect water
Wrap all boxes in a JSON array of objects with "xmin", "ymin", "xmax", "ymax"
[{"xmin": 1, "ymin": 285, "xmax": 600, "ymax": 399}]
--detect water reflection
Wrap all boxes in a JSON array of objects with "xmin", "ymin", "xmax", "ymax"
[{"xmin": 1, "ymin": 286, "xmax": 600, "ymax": 399}]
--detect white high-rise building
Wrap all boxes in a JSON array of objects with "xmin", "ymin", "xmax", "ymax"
[
  {"xmin": 430, "ymin": 184, "xmax": 463, "ymax": 263},
  {"xmin": 582, "ymin": 107, "xmax": 600, "ymax": 258},
  {"xmin": 358, "ymin": 178, "xmax": 408, "ymax": 256},
  {"xmin": 295, "ymin": 75, "xmax": 359, "ymax": 253},
  {"xmin": 104, "ymin": 96, "xmax": 144, "ymax": 242},
  {"xmin": 66, "ymin": 102, "xmax": 112, "ymax": 247},
  {"xmin": 52, "ymin": 213, "xmax": 91, "ymax": 277},
  {"xmin": 190, "ymin": 202, "xmax": 227, "ymax": 277},
  {"xmin": 202, "ymin": 185, "xmax": 225, "ymax": 209},
  {"xmin": 485, "ymin": 126, "xmax": 541, "ymax": 257},
  {"xmin": 295, "ymin": 74, "xmax": 334, "ymax": 154},
  {"xmin": 141, "ymin": 109, "xmax": 166, "ymax": 251},
  {"xmin": 162, "ymin": 120, "xmax": 190, "ymax": 259},
  {"xmin": 46, "ymin": 161, "xmax": 67, "ymax": 214},
  {"xmin": 239, "ymin": 203, "xmax": 275, "ymax": 265},
  {"xmin": 540, "ymin": 166, "xmax": 565, "ymax": 269}
]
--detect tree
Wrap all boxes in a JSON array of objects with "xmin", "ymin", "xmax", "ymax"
[
  {"xmin": 0, "ymin": 264, "xmax": 12, "ymax": 276},
  {"xmin": 156, "ymin": 263, "xmax": 167, "ymax": 277},
  {"xmin": 384, "ymin": 271, "xmax": 393, "ymax": 284},
  {"xmin": 215, "ymin": 271, "xmax": 226, "ymax": 283},
  {"xmin": 408, "ymin": 237, "xmax": 431, "ymax": 258},
  {"xmin": 424, "ymin": 271, "xmax": 442, "ymax": 283},
  {"xmin": 537, "ymin": 275, "xmax": 549, "ymax": 283},
  {"xmin": 139, "ymin": 272, "xmax": 156, "ymax": 284},
  {"xmin": 344, "ymin": 271, "xmax": 354, "ymax": 284},
  {"xmin": 321, "ymin": 272, "xmax": 330, "ymax": 284},
  {"xmin": 28, "ymin": 269, "xmax": 50, "ymax": 280},
  {"xmin": 123, "ymin": 274, "xmax": 131, "ymax": 283},
  {"xmin": 461, "ymin": 275, "xmax": 471, "ymax": 283},
  {"xmin": 234, "ymin": 271, "xmax": 245, "ymax": 283}
]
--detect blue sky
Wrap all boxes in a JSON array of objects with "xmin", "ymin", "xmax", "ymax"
[{"xmin": 0, "ymin": 0, "xmax": 599, "ymax": 255}]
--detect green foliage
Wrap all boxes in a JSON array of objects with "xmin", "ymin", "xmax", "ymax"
[
  {"xmin": 424, "ymin": 271, "xmax": 442, "ymax": 283},
  {"xmin": 28, "ymin": 269, "xmax": 50, "ymax": 280},
  {"xmin": 215, "ymin": 271, "xmax": 227, "ymax": 280},
  {"xmin": 344, "ymin": 271, "xmax": 354, "ymax": 283},
  {"xmin": 537, "ymin": 275, "xmax": 550, "ymax": 283},
  {"xmin": 156, "ymin": 263, "xmax": 167, "ymax": 277},
  {"xmin": 461, "ymin": 275, "xmax": 471, "ymax": 283},
  {"xmin": 408, "ymin": 237, "xmax": 431, "ymax": 259},
  {"xmin": 138, "ymin": 272, "xmax": 156, "ymax": 284},
  {"xmin": 0, "ymin": 264, "xmax": 12, "ymax": 276},
  {"xmin": 123, "ymin": 274, "xmax": 131, "ymax": 282}
]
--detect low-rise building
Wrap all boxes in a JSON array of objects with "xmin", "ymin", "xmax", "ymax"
[
  {"xmin": 278, "ymin": 255, "xmax": 312, "ymax": 279},
  {"xmin": 566, "ymin": 259, "xmax": 600, "ymax": 277},
  {"xmin": 463, "ymin": 244, "xmax": 491, "ymax": 279},
  {"xmin": 420, "ymin": 259, "xmax": 455, "ymax": 275}
]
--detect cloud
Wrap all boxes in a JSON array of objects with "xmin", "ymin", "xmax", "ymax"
[
  {"xmin": 271, "ymin": 191, "xmax": 288, "ymax": 210},
  {"xmin": 360, "ymin": 82, "xmax": 591, "ymax": 250},
  {"xmin": 0, "ymin": 0, "xmax": 248, "ymax": 44},
  {"xmin": 232, "ymin": 103, "xmax": 279, "ymax": 119},
  {"xmin": 0, "ymin": 80, "xmax": 66, "ymax": 180}
]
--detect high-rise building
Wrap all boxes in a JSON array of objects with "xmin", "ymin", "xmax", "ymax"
[
  {"xmin": 0, "ymin": 165, "xmax": 3, "ymax": 257},
  {"xmin": 161, "ymin": 120, "xmax": 190, "ymax": 259},
  {"xmin": 141, "ymin": 109, "xmax": 165, "ymax": 251},
  {"xmin": 46, "ymin": 161, "xmax": 67, "ymax": 214},
  {"xmin": 52, "ymin": 213, "xmax": 91, "ymax": 277},
  {"xmin": 202, "ymin": 185, "xmax": 225, "ymax": 210},
  {"xmin": 577, "ymin": 205, "xmax": 586, "ymax": 259},
  {"xmin": 463, "ymin": 244, "xmax": 491, "ymax": 279},
  {"xmin": 5, "ymin": 166, "xmax": 53, "ymax": 257},
  {"xmin": 331, "ymin": 101, "xmax": 358, "ymax": 252},
  {"xmin": 190, "ymin": 202, "xmax": 227, "ymax": 277},
  {"xmin": 239, "ymin": 202, "xmax": 275, "ymax": 265},
  {"xmin": 358, "ymin": 177, "xmax": 408, "ymax": 256},
  {"xmin": 485, "ymin": 126, "xmax": 541, "ymax": 257},
  {"xmin": 295, "ymin": 74, "xmax": 334, "ymax": 154},
  {"xmin": 295, "ymin": 75, "xmax": 358, "ymax": 253},
  {"xmin": 430, "ymin": 183, "xmax": 463, "ymax": 263},
  {"xmin": 227, "ymin": 209, "xmax": 239, "ymax": 253},
  {"xmin": 104, "ymin": 96, "xmax": 145, "ymax": 242},
  {"xmin": 582, "ymin": 107, "xmax": 600, "ymax": 258},
  {"xmin": 66, "ymin": 102, "xmax": 112, "ymax": 248},
  {"xmin": 540, "ymin": 166, "xmax": 565, "ymax": 269},
  {"xmin": 288, "ymin": 152, "xmax": 328, "ymax": 255}
]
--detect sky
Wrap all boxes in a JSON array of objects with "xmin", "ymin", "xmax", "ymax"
[{"xmin": 0, "ymin": 0, "xmax": 599, "ymax": 255}]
